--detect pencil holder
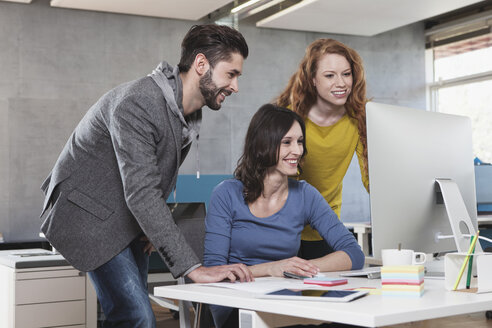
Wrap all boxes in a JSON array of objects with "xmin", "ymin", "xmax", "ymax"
[{"xmin": 444, "ymin": 253, "xmax": 492, "ymax": 292}]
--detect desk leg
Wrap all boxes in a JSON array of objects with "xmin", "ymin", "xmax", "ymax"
[
  {"xmin": 178, "ymin": 300, "xmax": 192, "ymax": 328},
  {"xmin": 239, "ymin": 310, "xmax": 323, "ymax": 328}
]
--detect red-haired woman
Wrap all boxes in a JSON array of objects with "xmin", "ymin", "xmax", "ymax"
[{"xmin": 277, "ymin": 39, "xmax": 370, "ymax": 260}]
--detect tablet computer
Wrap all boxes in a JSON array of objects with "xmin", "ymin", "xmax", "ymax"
[{"xmin": 257, "ymin": 289, "xmax": 368, "ymax": 302}]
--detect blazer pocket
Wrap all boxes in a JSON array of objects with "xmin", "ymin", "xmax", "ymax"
[{"xmin": 67, "ymin": 189, "xmax": 114, "ymax": 221}]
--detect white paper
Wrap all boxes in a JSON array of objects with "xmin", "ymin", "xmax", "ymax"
[{"xmin": 199, "ymin": 277, "xmax": 308, "ymax": 294}]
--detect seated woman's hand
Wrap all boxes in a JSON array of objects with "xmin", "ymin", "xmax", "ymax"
[
  {"xmin": 268, "ymin": 256, "xmax": 319, "ymax": 277},
  {"xmin": 187, "ymin": 264, "xmax": 254, "ymax": 283}
]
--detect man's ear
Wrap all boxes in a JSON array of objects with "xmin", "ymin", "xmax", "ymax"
[{"xmin": 193, "ymin": 53, "xmax": 210, "ymax": 76}]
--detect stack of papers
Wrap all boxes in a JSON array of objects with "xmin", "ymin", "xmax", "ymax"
[{"xmin": 381, "ymin": 265, "xmax": 425, "ymax": 297}]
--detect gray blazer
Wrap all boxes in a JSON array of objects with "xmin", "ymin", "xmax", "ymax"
[{"xmin": 40, "ymin": 73, "xmax": 199, "ymax": 277}]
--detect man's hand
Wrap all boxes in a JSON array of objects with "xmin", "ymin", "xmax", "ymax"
[
  {"xmin": 140, "ymin": 236, "xmax": 155, "ymax": 256},
  {"xmin": 187, "ymin": 264, "xmax": 254, "ymax": 283}
]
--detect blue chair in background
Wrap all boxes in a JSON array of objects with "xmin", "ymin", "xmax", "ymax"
[{"xmin": 166, "ymin": 174, "xmax": 233, "ymax": 207}]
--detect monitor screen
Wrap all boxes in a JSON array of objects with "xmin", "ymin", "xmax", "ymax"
[{"xmin": 366, "ymin": 102, "xmax": 480, "ymax": 260}]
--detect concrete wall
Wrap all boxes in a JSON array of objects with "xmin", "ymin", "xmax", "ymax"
[{"xmin": 0, "ymin": 0, "xmax": 426, "ymax": 242}]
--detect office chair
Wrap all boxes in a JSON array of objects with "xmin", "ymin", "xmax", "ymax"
[
  {"xmin": 149, "ymin": 175, "xmax": 232, "ymax": 328},
  {"xmin": 148, "ymin": 202, "xmax": 207, "ymax": 328}
]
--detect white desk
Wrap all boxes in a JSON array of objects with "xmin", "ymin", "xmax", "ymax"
[
  {"xmin": 343, "ymin": 222, "xmax": 382, "ymax": 266},
  {"xmin": 343, "ymin": 222, "xmax": 371, "ymax": 256},
  {"xmin": 154, "ymin": 275, "xmax": 492, "ymax": 328}
]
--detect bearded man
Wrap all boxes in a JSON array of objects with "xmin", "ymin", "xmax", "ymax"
[{"xmin": 40, "ymin": 24, "xmax": 252, "ymax": 328}]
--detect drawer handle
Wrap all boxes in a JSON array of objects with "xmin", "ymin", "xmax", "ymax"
[{"xmin": 78, "ymin": 271, "xmax": 86, "ymax": 277}]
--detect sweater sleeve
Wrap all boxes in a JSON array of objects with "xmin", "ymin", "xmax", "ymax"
[
  {"xmin": 203, "ymin": 182, "xmax": 234, "ymax": 267},
  {"xmin": 303, "ymin": 183, "xmax": 365, "ymax": 269}
]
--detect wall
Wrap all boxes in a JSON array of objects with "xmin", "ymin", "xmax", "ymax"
[{"xmin": 0, "ymin": 0, "xmax": 426, "ymax": 242}]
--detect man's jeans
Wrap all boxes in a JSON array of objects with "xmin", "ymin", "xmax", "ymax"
[{"xmin": 88, "ymin": 237, "xmax": 156, "ymax": 328}]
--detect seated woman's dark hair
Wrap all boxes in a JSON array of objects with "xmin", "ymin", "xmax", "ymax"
[{"xmin": 234, "ymin": 104, "xmax": 307, "ymax": 203}]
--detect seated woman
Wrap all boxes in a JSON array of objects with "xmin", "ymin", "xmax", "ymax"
[{"xmin": 203, "ymin": 104, "xmax": 364, "ymax": 327}]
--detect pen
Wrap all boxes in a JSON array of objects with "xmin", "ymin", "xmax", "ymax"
[
  {"xmin": 466, "ymin": 235, "xmax": 477, "ymax": 289},
  {"xmin": 453, "ymin": 230, "xmax": 479, "ymax": 291}
]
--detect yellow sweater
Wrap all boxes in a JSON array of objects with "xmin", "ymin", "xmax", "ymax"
[{"xmin": 300, "ymin": 115, "xmax": 369, "ymax": 241}]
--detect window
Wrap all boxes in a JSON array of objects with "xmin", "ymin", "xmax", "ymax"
[{"xmin": 427, "ymin": 29, "xmax": 492, "ymax": 163}]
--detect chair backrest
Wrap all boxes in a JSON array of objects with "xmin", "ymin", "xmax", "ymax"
[{"xmin": 169, "ymin": 202, "xmax": 206, "ymax": 262}]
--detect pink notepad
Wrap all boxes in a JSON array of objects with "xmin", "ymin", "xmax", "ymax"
[{"xmin": 304, "ymin": 277, "xmax": 348, "ymax": 287}]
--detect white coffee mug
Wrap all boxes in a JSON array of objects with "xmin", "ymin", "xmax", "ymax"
[{"xmin": 381, "ymin": 249, "xmax": 427, "ymax": 266}]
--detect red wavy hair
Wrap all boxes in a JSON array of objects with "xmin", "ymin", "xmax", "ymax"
[{"xmin": 276, "ymin": 38, "xmax": 368, "ymax": 177}]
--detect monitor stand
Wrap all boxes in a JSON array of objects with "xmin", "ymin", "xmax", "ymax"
[{"xmin": 435, "ymin": 178, "xmax": 483, "ymax": 253}]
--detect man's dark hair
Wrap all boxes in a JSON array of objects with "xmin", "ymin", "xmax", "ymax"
[{"xmin": 178, "ymin": 24, "xmax": 248, "ymax": 73}]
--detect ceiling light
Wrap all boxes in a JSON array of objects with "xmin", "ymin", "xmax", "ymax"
[
  {"xmin": 231, "ymin": 0, "xmax": 261, "ymax": 14},
  {"xmin": 246, "ymin": 0, "xmax": 284, "ymax": 16}
]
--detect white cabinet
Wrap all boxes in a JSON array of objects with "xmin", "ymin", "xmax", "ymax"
[{"xmin": 0, "ymin": 249, "xmax": 97, "ymax": 328}]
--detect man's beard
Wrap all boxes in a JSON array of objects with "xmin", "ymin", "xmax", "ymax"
[{"xmin": 199, "ymin": 69, "xmax": 229, "ymax": 111}]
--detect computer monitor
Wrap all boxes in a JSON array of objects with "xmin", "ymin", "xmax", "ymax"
[{"xmin": 366, "ymin": 102, "xmax": 482, "ymax": 260}]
